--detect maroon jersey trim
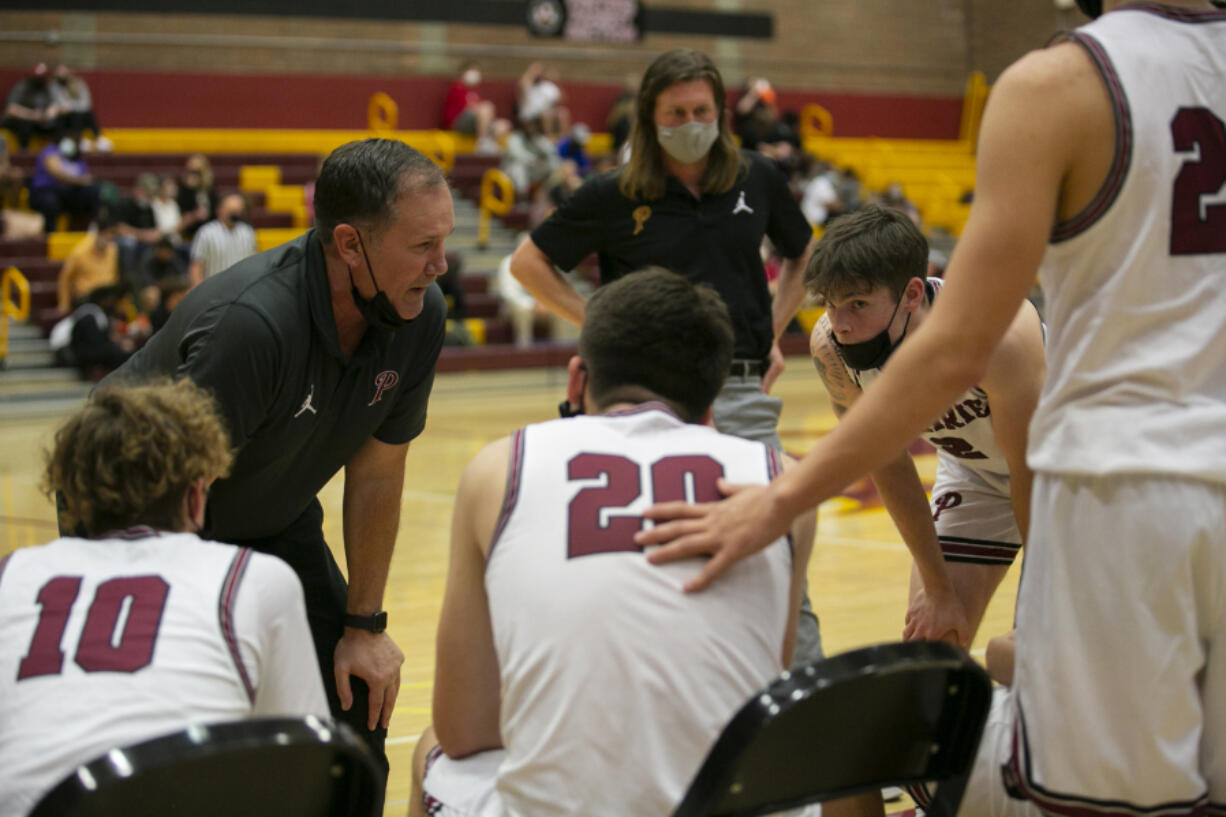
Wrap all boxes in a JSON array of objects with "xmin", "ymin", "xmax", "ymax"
[
  {"xmin": 1007, "ymin": 701, "xmax": 1210, "ymax": 817},
  {"xmin": 1121, "ymin": 2, "xmax": 1226, "ymax": 23},
  {"xmin": 486, "ymin": 427, "xmax": 526, "ymax": 565},
  {"xmin": 1049, "ymin": 31, "xmax": 1134, "ymax": 244},
  {"xmin": 218, "ymin": 547, "xmax": 257, "ymax": 705}
]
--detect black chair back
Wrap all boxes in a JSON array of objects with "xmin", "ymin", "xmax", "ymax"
[
  {"xmin": 673, "ymin": 641, "xmax": 992, "ymax": 817},
  {"xmin": 30, "ymin": 716, "xmax": 380, "ymax": 817}
]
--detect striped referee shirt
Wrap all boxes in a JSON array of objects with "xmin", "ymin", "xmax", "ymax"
[{"xmin": 190, "ymin": 219, "xmax": 258, "ymax": 280}]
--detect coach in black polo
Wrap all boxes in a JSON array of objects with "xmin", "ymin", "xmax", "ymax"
[
  {"xmin": 101, "ymin": 139, "xmax": 452, "ymax": 796},
  {"xmin": 511, "ymin": 48, "xmax": 814, "ymax": 452}
]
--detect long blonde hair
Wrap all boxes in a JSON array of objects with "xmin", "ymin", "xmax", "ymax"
[{"xmin": 618, "ymin": 49, "xmax": 744, "ymax": 202}]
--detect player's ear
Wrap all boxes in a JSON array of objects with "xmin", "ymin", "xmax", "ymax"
[{"xmin": 565, "ymin": 356, "xmax": 586, "ymax": 409}]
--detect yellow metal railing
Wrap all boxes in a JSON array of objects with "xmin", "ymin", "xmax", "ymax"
[
  {"xmin": 367, "ymin": 91, "xmax": 398, "ymax": 133},
  {"xmin": 959, "ymin": 71, "xmax": 990, "ymax": 150},
  {"xmin": 477, "ymin": 168, "xmax": 515, "ymax": 250},
  {"xmin": 1, "ymin": 267, "xmax": 31, "ymax": 366}
]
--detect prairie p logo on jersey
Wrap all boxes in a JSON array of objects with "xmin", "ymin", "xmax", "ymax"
[
  {"xmin": 368, "ymin": 370, "xmax": 399, "ymax": 406},
  {"xmin": 632, "ymin": 205, "xmax": 651, "ymax": 236}
]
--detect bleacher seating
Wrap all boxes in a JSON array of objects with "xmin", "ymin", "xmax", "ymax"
[{"xmin": 805, "ymin": 136, "xmax": 976, "ymax": 235}]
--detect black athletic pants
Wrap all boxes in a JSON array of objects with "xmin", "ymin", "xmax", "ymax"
[{"xmin": 229, "ymin": 499, "xmax": 389, "ymax": 807}]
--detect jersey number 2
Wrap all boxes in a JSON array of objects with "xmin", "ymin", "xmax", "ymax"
[
  {"xmin": 567, "ymin": 453, "xmax": 723, "ymax": 559},
  {"xmin": 17, "ymin": 575, "xmax": 170, "ymax": 680},
  {"xmin": 1170, "ymin": 107, "xmax": 1226, "ymax": 256}
]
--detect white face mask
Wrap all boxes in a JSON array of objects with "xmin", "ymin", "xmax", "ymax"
[
  {"xmin": 462, "ymin": 70, "xmax": 480, "ymax": 86},
  {"xmin": 657, "ymin": 120, "xmax": 719, "ymax": 165}
]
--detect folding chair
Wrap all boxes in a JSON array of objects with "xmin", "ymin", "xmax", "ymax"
[
  {"xmin": 29, "ymin": 716, "xmax": 380, "ymax": 817},
  {"xmin": 673, "ymin": 641, "xmax": 992, "ymax": 817}
]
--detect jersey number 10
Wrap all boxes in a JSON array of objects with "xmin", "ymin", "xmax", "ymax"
[{"xmin": 17, "ymin": 575, "xmax": 170, "ymax": 680}]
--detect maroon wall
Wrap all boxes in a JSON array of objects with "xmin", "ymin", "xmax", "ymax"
[{"xmin": 0, "ymin": 69, "xmax": 963, "ymax": 139}]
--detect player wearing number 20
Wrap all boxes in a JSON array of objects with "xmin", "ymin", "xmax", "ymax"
[
  {"xmin": 806, "ymin": 205, "xmax": 1046, "ymax": 647},
  {"xmin": 0, "ymin": 380, "xmax": 328, "ymax": 817},
  {"xmin": 409, "ymin": 269, "xmax": 876, "ymax": 817}
]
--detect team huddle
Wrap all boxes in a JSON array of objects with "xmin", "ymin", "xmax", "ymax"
[{"xmin": 2, "ymin": 3, "xmax": 1225, "ymax": 816}]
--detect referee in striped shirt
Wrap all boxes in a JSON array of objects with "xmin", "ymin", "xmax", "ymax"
[{"xmin": 189, "ymin": 192, "xmax": 257, "ymax": 285}]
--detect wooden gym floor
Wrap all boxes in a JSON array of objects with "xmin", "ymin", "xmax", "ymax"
[{"xmin": 0, "ymin": 358, "xmax": 1019, "ymax": 815}]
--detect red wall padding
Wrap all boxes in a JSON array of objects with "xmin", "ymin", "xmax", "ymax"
[{"xmin": 0, "ymin": 68, "xmax": 962, "ymax": 139}]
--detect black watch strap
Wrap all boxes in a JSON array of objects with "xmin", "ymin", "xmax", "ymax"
[{"xmin": 343, "ymin": 611, "xmax": 388, "ymax": 633}]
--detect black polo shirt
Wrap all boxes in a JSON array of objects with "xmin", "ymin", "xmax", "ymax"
[
  {"xmin": 530, "ymin": 150, "xmax": 811, "ymax": 361},
  {"xmin": 103, "ymin": 229, "xmax": 446, "ymax": 541}
]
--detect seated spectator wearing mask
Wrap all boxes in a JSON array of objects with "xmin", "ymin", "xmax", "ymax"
[
  {"xmin": 28, "ymin": 132, "xmax": 99, "ymax": 233},
  {"xmin": 188, "ymin": 193, "xmax": 257, "ymax": 286}
]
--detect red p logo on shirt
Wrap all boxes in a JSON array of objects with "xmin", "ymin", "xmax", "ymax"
[{"xmin": 368, "ymin": 370, "xmax": 400, "ymax": 406}]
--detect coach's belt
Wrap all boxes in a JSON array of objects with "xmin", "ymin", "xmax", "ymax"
[{"xmin": 729, "ymin": 359, "xmax": 767, "ymax": 378}]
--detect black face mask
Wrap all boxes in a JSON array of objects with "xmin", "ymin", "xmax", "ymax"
[
  {"xmin": 348, "ymin": 229, "xmax": 408, "ymax": 330},
  {"xmin": 832, "ymin": 296, "xmax": 911, "ymax": 371},
  {"xmin": 1075, "ymin": 0, "xmax": 1101, "ymax": 17}
]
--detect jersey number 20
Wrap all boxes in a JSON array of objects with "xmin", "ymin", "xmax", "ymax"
[
  {"xmin": 17, "ymin": 575, "xmax": 170, "ymax": 680},
  {"xmin": 567, "ymin": 453, "xmax": 723, "ymax": 559}
]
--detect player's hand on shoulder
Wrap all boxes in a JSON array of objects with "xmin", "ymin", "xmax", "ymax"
[
  {"xmin": 333, "ymin": 630, "xmax": 405, "ymax": 731},
  {"xmin": 637, "ymin": 478, "xmax": 791, "ymax": 592}
]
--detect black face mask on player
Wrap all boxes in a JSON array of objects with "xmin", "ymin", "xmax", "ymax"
[
  {"xmin": 348, "ymin": 229, "xmax": 409, "ymax": 329},
  {"xmin": 831, "ymin": 295, "xmax": 911, "ymax": 372}
]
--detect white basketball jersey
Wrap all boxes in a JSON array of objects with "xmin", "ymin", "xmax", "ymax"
[
  {"xmin": 486, "ymin": 405, "xmax": 794, "ymax": 817},
  {"xmin": 0, "ymin": 530, "xmax": 328, "ymax": 817},
  {"xmin": 1028, "ymin": 6, "xmax": 1226, "ymax": 480},
  {"xmin": 848, "ymin": 278, "xmax": 1010, "ymax": 488}
]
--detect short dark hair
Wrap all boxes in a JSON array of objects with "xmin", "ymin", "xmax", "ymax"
[
  {"xmin": 803, "ymin": 205, "xmax": 928, "ymax": 304},
  {"xmin": 313, "ymin": 138, "xmax": 447, "ymax": 244},
  {"xmin": 579, "ymin": 267, "xmax": 733, "ymax": 423}
]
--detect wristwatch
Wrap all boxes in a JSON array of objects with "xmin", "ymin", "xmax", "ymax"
[{"xmin": 343, "ymin": 611, "xmax": 388, "ymax": 633}]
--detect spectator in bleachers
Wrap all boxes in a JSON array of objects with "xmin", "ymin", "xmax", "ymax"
[
  {"xmin": 495, "ymin": 242, "xmax": 579, "ymax": 348},
  {"xmin": 517, "ymin": 62, "xmax": 569, "ymax": 141},
  {"xmin": 28, "ymin": 131, "xmax": 99, "ymax": 233},
  {"xmin": 133, "ymin": 235, "xmax": 188, "ymax": 314},
  {"xmin": 176, "ymin": 153, "xmax": 217, "ymax": 241},
  {"xmin": 2, "ymin": 63, "xmax": 59, "ymax": 150},
  {"xmin": 555, "ymin": 122, "xmax": 592, "ymax": 176},
  {"xmin": 796, "ymin": 155, "xmax": 842, "ymax": 228},
  {"xmin": 148, "ymin": 276, "xmax": 191, "ymax": 334},
  {"xmin": 56, "ymin": 211, "xmax": 119, "ymax": 313},
  {"xmin": 606, "ymin": 73, "xmax": 638, "ymax": 155},
  {"xmin": 502, "ymin": 116, "xmax": 559, "ymax": 198},
  {"xmin": 49, "ymin": 64, "xmax": 109, "ymax": 151},
  {"xmin": 49, "ymin": 282, "xmax": 134, "ymax": 379},
  {"xmin": 151, "ymin": 175, "xmax": 182, "ymax": 239},
  {"xmin": 442, "ymin": 61, "xmax": 505, "ymax": 154},
  {"xmin": 114, "ymin": 172, "xmax": 163, "ymax": 276},
  {"xmin": 836, "ymin": 166, "xmax": 864, "ymax": 216},
  {"xmin": 878, "ymin": 182, "xmax": 922, "ymax": 227},
  {"xmin": 188, "ymin": 192, "xmax": 257, "ymax": 286},
  {"xmin": 734, "ymin": 77, "xmax": 799, "ymax": 167}
]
